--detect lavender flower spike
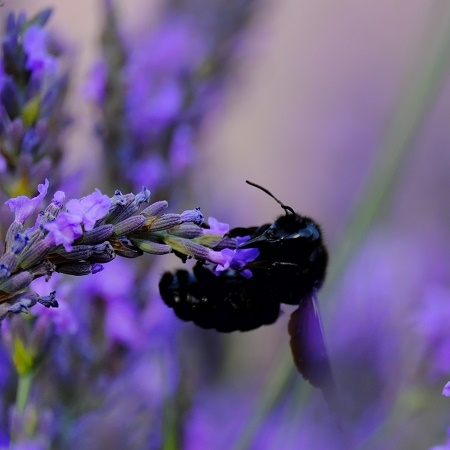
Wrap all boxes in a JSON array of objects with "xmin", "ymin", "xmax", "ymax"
[{"xmin": 0, "ymin": 180, "xmax": 242, "ymax": 316}]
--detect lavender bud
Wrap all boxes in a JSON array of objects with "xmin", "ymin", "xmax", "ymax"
[
  {"xmin": 129, "ymin": 238, "xmax": 172, "ymax": 255},
  {"xmin": 135, "ymin": 186, "xmax": 151, "ymax": 205},
  {"xmin": 11, "ymin": 233, "xmax": 29, "ymax": 254},
  {"xmin": 145, "ymin": 214, "xmax": 182, "ymax": 232},
  {"xmin": 8, "ymin": 300, "xmax": 33, "ymax": 314},
  {"xmin": 110, "ymin": 190, "xmax": 126, "ymax": 206},
  {"xmin": 87, "ymin": 242, "xmax": 115, "ymax": 263},
  {"xmin": 28, "ymin": 260, "xmax": 54, "ymax": 279},
  {"xmin": 5, "ymin": 222, "xmax": 23, "ymax": 252},
  {"xmin": 193, "ymin": 234, "xmax": 228, "ymax": 248},
  {"xmin": 17, "ymin": 240, "xmax": 52, "ymax": 270},
  {"xmin": 0, "ymin": 271, "xmax": 33, "ymax": 294},
  {"xmin": 162, "ymin": 236, "xmax": 209, "ymax": 260},
  {"xmin": 79, "ymin": 224, "xmax": 114, "ymax": 245},
  {"xmin": 180, "ymin": 207, "xmax": 203, "ymax": 225},
  {"xmin": 113, "ymin": 215, "xmax": 146, "ymax": 236},
  {"xmin": 168, "ymin": 224, "xmax": 204, "ymax": 239},
  {"xmin": 56, "ymin": 262, "xmax": 95, "ymax": 276},
  {"xmin": 140, "ymin": 201, "xmax": 168, "ymax": 217},
  {"xmin": 0, "ymin": 252, "xmax": 18, "ymax": 281},
  {"xmin": 106, "ymin": 193, "xmax": 138, "ymax": 224},
  {"xmin": 25, "ymin": 228, "xmax": 46, "ymax": 248},
  {"xmin": 11, "ymin": 291, "xmax": 40, "ymax": 310},
  {"xmin": 213, "ymin": 236, "xmax": 238, "ymax": 250},
  {"xmin": 109, "ymin": 237, "xmax": 143, "ymax": 258},
  {"xmin": 38, "ymin": 291, "xmax": 58, "ymax": 308},
  {"xmin": 40, "ymin": 194, "xmax": 65, "ymax": 224},
  {"xmin": 53, "ymin": 245, "xmax": 94, "ymax": 261}
]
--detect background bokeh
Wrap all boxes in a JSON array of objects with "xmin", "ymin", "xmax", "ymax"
[{"xmin": 2, "ymin": 1, "xmax": 450, "ymax": 449}]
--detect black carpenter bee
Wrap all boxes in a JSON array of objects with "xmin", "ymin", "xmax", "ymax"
[{"xmin": 159, "ymin": 181, "xmax": 334, "ymax": 392}]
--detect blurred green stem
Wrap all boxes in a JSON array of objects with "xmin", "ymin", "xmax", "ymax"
[
  {"xmin": 16, "ymin": 373, "xmax": 33, "ymax": 414},
  {"xmin": 163, "ymin": 397, "xmax": 179, "ymax": 450},
  {"xmin": 232, "ymin": 3, "xmax": 450, "ymax": 449}
]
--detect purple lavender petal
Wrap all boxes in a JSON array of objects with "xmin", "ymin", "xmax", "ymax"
[
  {"xmin": 65, "ymin": 189, "xmax": 111, "ymax": 231},
  {"xmin": 52, "ymin": 190, "xmax": 65, "ymax": 206},
  {"xmin": 44, "ymin": 212, "xmax": 83, "ymax": 251},
  {"xmin": 5, "ymin": 179, "xmax": 49, "ymax": 223},
  {"xmin": 443, "ymin": 382, "xmax": 450, "ymax": 397},
  {"xmin": 213, "ymin": 248, "xmax": 235, "ymax": 274},
  {"xmin": 206, "ymin": 217, "xmax": 230, "ymax": 236}
]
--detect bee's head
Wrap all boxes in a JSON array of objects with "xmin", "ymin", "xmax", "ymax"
[{"xmin": 240, "ymin": 181, "xmax": 323, "ymax": 248}]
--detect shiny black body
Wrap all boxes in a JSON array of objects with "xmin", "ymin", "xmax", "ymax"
[
  {"xmin": 159, "ymin": 213, "xmax": 328, "ymax": 331},
  {"xmin": 159, "ymin": 182, "xmax": 333, "ymax": 391}
]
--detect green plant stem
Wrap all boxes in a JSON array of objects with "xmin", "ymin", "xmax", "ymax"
[
  {"xmin": 231, "ymin": 4, "xmax": 450, "ymax": 449},
  {"xmin": 15, "ymin": 372, "xmax": 33, "ymax": 414}
]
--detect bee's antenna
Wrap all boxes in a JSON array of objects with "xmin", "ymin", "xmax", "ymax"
[{"xmin": 246, "ymin": 180, "xmax": 295, "ymax": 215}]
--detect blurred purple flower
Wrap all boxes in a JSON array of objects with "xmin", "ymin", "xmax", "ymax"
[
  {"xmin": 83, "ymin": 59, "xmax": 108, "ymax": 104},
  {"xmin": 169, "ymin": 125, "xmax": 196, "ymax": 175},
  {"xmin": 22, "ymin": 25, "xmax": 59, "ymax": 75},
  {"xmin": 126, "ymin": 78, "xmax": 182, "ymax": 139},
  {"xmin": 415, "ymin": 284, "xmax": 450, "ymax": 379},
  {"xmin": 35, "ymin": 300, "xmax": 78, "ymax": 336},
  {"xmin": 130, "ymin": 156, "xmax": 167, "ymax": 192},
  {"xmin": 74, "ymin": 258, "xmax": 142, "ymax": 348},
  {"xmin": 443, "ymin": 381, "xmax": 450, "ymax": 397},
  {"xmin": 0, "ymin": 154, "xmax": 6, "ymax": 173},
  {"xmin": 185, "ymin": 387, "xmax": 256, "ymax": 450},
  {"xmin": 0, "ymin": 63, "xmax": 5, "ymax": 93},
  {"xmin": 31, "ymin": 274, "xmax": 78, "ymax": 335}
]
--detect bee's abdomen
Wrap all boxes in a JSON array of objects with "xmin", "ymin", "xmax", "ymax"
[{"xmin": 159, "ymin": 264, "xmax": 280, "ymax": 332}]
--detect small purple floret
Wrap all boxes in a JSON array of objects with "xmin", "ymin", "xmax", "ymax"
[
  {"xmin": 181, "ymin": 207, "xmax": 203, "ymax": 226},
  {"xmin": 65, "ymin": 189, "xmax": 111, "ymax": 231},
  {"xmin": 5, "ymin": 179, "xmax": 49, "ymax": 223},
  {"xmin": 52, "ymin": 190, "xmax": 65, "ymax": 207},
  {"xmin": 213, "ymin": 236, "xmax": 260, "ymax": 278},
  {"xmin": 207, "ymin": 217, "xmax": 230, "ymax": 236},
  {"xmin": 44, "ymin": 212, "xmax": 83, "ymax": 251}
]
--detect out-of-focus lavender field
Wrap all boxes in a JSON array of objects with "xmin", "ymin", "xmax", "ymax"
[{"xmin": 1, "ymin": 1, "xmax": 450, "ymax": 449}]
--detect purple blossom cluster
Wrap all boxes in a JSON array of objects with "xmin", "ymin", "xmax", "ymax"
[
  {"xmin": 0, "ymin": 9, "xmax": 69, "ymax": 198},
  {"xmin": 0, "ymin": 178, "xmax": 245, "ymax": 319},
  {"xmin": 86, "ymin": 0, "xmax": 256, "ymax": 194}
]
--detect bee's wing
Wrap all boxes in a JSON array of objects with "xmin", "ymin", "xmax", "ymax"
[{"xmin": 288, "ymin": 293, "xmax": 335, "ymax": 394}]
